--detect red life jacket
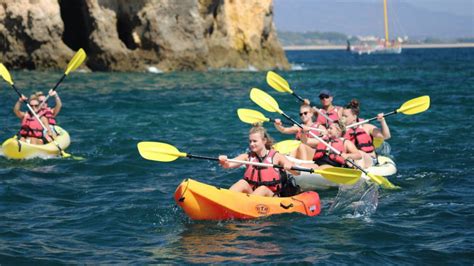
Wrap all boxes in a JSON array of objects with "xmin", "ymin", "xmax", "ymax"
[
  {"xmin": 295, "ymin": 122, "xmax": 323, "ymax": 140},
  {"xmin": 243, "ymin": 149, "xmax": 283, "ymax": 192},
  {"xmin": 39, "ymin": 107, "xmax": 56, "ymax": 125},
  {"xmin": 312, "ymin": 138, "xmax": 346, "ymax": 165},
  {"xmin": 19, "ymin": 113, "xmax": 45, "ymax": 139},
  {"xmin": 316, "ymin": 106, "xmax": 341, "ymax": 126},
  {"xmin": 343, "ymin": 118, "xmax": 374, "ymax": 153}
]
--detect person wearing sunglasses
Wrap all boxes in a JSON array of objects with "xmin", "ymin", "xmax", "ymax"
[
  {"xmin": 304, "ymin": 89, "xmax": 343, "ymax": 127},
  {"xmin": 13, "ymin": 94, "xmax": 55, "ymax": 145},
  {"xmin": 274, "ymin": 104, "xmax": 327, "ymax": 159},
  {"xmin": 274, "ymin": 104, "xmax": 324, "ymax": 140}
]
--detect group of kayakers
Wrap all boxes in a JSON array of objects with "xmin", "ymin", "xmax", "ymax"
[
  {"xmin": 12, "ymin": 90, "xmax": 61, "ymax": 145},
  {"xmin": 219, "ymin": 89, "xmax": 391, "ymax": 197}
]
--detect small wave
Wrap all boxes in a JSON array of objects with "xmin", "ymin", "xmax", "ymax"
[
  {"xmin": 290, "ymin": 64, "xmax": 306, "ymax": 71},
  {"xmin": 147, "ymin": 66, "xmax": 163, "ymax": 73},
  {"xmin": 247, "ymin": 65, "xmax": 258, "ymax": 72}
]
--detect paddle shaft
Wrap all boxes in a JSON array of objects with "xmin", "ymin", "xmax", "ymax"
[
  {"xmin": 187, "ymin": 154, "xmax": 315, "ymax": 173},
  {"xmin": 39, "ymin": 74, "xmax": 65, "ymax": 108},
  {"xmin": 279, "ymin": 111, "xmax": 370, "ymax": 176},
  {"xmin": 347, "ymin": 110, "xmax": 397, "ymax": 128}
]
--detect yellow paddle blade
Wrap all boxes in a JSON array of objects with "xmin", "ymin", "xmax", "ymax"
[
  {"xmin": 65, "ymin": 48, "xmax": 87, "ymax": 75},
  {"xmin": 373, "ymin": 137, "xmax": 384, "ymax": 149},
  {"xmin": 249, "ymin": 88, "xmax": 282, "ymax": 114},
  {"xmin": 137, "ymin": 141, "xmax": 187, "ymax": 162},
  {"xmin": 61, "ymin": 151, "xmax": 71, "ymax": 158},
  {"xmin": 237, "ymin": 108, "xmax": 270, "ymax": 124},
  {"xmin": 0, "ymin": 63, "xmax": 14, "ymax": 85},
  {"xmin": 266, "ymin": 71, "xmax": 293, "ymax": 93},
  {"xmin": 272, "ymin": 140, "xmax": 301, "ymax": 154},
  {"xmin": 397, "ymin": 95, "xmax": 430, "ymax": 115},
  {"xmin": 314, "ymin": 167, "xmax": 362, "ymax": 185},
  {"xmin": 367, "ymin": 173, "xmax": 400, "ymax": 189}
]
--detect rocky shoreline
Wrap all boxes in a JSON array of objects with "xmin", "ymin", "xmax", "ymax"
[{"xmin": 0, "ymin": 0, "xmax": 289, "ymax": 72}]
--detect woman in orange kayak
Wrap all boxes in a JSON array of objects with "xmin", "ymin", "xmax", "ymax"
[
  {"xmin": 300, "ymin": 119, "xmax": 361, "ymax": 169},
  {"xmin": 219, "ymin": 125, "xmax": 296, "ymax": 197},
  {"xmin": 342, "ymin": 99, "xmax": 391, "ymax": 168},
  {"xmin": 13, "ymin": 95, "xmax": 55, "ymax": 145},
  {"xmin": 36, "ymin": 90, "xmax": 62, "ymax": 132}
]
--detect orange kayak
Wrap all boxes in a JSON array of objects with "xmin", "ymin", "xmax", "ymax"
[{"xmin": 174, "ymin": 178, "xmax": 321, "ymax": 220}]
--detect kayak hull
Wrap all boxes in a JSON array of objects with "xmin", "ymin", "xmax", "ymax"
[
  {"xmin": 1, "ymin": 126, "xmax": 71, "ymax": 159},
  {"xmin": 289, "ymin": 155, "xmax": 397, "ymax": 190},
  {"xmin": 174, "ymin": 178, "xmax": 321, "ymax": 220}
]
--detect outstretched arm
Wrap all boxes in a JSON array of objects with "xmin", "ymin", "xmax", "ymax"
[
  {"xmin": 219, "ymin": 153, "xmax": 249, "ymax": 169},
  {"xmin": 274, "ymin": 119, "xmax": 299, "ymax": 135}
]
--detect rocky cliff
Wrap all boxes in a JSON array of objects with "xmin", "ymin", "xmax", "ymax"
[{"xmin": 0, "ymin": 0, "xmax": 289, "ymax": 72}]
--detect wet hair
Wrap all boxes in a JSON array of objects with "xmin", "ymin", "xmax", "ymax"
[
  {"xmin": 249, "ymin": 125, "xmax": 274, "ymax": 149},
  {"xmin": 345, "ymin": 99, "xmax": 360, "ymax": 116}
]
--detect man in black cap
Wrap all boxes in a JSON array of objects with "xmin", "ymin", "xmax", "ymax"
[{"xmin": 304, "ymin": 89, "xmax": 343, "ymax": 127}]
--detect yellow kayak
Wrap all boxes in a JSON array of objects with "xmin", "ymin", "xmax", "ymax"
[
  {"xmin": 1, "ymin": 126, "xmax": 70, "ymax": 159},
  {"xmin": 174, "ymin": 178, "xmax": 321, "ymax": 220}
]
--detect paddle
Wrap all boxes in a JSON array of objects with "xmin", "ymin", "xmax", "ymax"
[
  {"xmin": 237, "ymin": 108, "xmax": 323, "ymax": 132},
  {"xmin": 39, "ymin": 48, "xmax": 87, "ymax": 108},
  {"xmin": 0, "ymin": 63, "xmax": 72, "ymax": 158},
  {"xmin": 266, "ymin": 71, "xmax": 334, "ymax": 123},
  {"xmin": 249, "ymin": 88, "xmax": 399, "ymax": 189},
  {"xmin": 346, "ymin": 96, "xmax": 431, "ymax": 128},
  {"xmin": 137, "ymin": 141, "xmax": 362, "ymax": 185},
  {"xmin": 272, "ymin": 139, "xmax": 301, "ymax": 155}
]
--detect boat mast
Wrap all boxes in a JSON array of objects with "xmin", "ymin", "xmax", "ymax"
[{"xmin": 383, "ymin": 0, "xmax": 389, "ymax": 45}]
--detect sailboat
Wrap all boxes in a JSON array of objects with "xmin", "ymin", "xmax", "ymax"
[{"xmin": 347, "ymin": 0, "xmax": 402, "ymax": 55}]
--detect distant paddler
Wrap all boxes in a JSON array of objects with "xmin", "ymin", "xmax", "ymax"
[{"xmin": 13, "ymin": 94, "xmax": 56, "ymax": 145}]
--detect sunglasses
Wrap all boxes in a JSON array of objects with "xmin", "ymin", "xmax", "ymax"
[
  {"xmin": 30, "ymin": 104, "xmax": 39, "ymax": 107},
  {"xmin": 319, "ymin": 95, "xmax": 330, "ymax": 100},
  {"xmin": 299, "ymin": 111, "xmax": 309, "ymax": 116}
]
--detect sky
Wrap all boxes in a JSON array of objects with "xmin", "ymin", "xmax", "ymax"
[{"xmin": 273, "ymin": 0, "xmax": 474, "ymax": 39}]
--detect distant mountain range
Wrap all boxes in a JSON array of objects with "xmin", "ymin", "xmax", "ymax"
[{"xmin": 273, "ymin": 0, "xmax": 473, "ymax": 40}]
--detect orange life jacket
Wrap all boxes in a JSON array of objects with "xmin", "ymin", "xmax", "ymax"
[
  {"xmin": 19, "ymin": 112, "xmax": 44, "ymax": 139},
  {"xmin": 312, "ymin": 138, "xmax": 346, "ymax": 166},
  {"xmin": 344, "ymin": 127, "xmax": 374, "ymax": 153},
  {"xmin": 295, "ymin": 122, "xmax": 323, "ymax": 140},
  {"xmin": 316, "ymin": 106, "xmax": 341, "ymax": 126},
  {"xmin": 39, "ymin": 107, "xmax": 56, "ymax": 125},
  {"xmin": 243, "ymin": 149, "xmax": 283, "ymax": 192}
]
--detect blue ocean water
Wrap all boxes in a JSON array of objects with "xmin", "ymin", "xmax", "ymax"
[{"xmin": 0, "ymin": 48, "xmax": 473, "ymax": 264}]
